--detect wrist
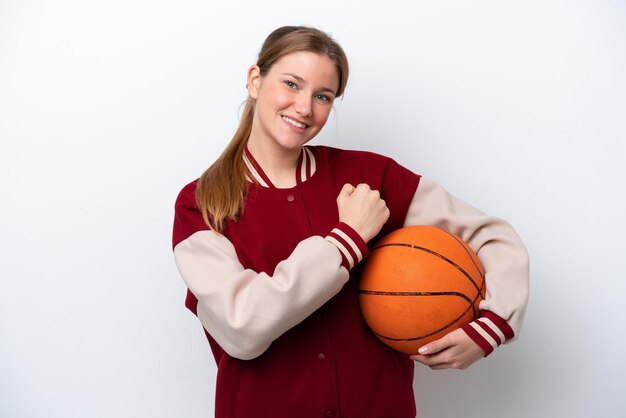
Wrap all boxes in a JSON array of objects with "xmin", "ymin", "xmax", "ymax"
[
  {"xmin": 325, "ymin": 222, "xmax": 370, "ymax": 270},
  {"xmin": 461, "ymin": 310, "xmax": 515, "ymax": 357}
]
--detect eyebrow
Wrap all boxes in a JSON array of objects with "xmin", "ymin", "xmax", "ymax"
[{"xmin": 281, "ymin": 73, "xmax": 337, "ymax": 95}]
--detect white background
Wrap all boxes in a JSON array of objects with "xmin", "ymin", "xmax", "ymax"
[{"xmin": 1, "ymin": 1, "xmax": 625, "ymax": 417}]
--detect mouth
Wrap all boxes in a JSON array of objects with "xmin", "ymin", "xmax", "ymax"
[{"xmin": 281, "ymin": 115, "xmax": 309, "ymax": 129}]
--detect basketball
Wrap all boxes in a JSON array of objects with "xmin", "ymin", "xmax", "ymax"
[{"xmin": 358, "ymin": 225, "xmax": 485, "ymax": 354}]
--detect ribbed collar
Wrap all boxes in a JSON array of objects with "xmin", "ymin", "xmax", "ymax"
[{"xmin": 243, "ymin": 145, "xmax": 317, "ymax": 188}]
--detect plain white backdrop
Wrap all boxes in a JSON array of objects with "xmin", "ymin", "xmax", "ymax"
[{"xmin": 1, "ymin": 0, "xmax": 625, "ymax": 417}]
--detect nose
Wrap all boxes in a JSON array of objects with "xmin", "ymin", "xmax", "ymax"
[{"xmin": 294, "ymin": 94, "xmax": 312, "ymax": 117}]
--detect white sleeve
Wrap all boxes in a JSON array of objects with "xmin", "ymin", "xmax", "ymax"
[
  {"xmin": 404, "ymin": 177, "xmax": 529, "ymax": 344},
  {"xmin": 173, "ymin": 224, "xmax": 367, "ymax": 360}
]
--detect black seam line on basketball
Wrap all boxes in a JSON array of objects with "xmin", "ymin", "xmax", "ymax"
[
  {"xmin": 432, "ymin": 226, "xmax": 485, "ymax": 283},
  {"xmin": 370, "ymin": 296, "xmax": 478, "ymax": 342},
  {"xmin": 359, "ymin": 290, "xmax": 473, "ymax": 305},
  {"xmin": 371, "ymin": 243, "xmax": 481, "ymax": 293}
]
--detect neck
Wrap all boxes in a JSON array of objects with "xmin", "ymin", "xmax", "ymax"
[{"xmin": 246, "ymin": 137, "xmax": 301, "ymax": 188}]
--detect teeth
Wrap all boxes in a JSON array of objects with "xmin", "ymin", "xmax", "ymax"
[{"xmin": 282, "ymin": 116, "xmax": 307, "ymax": 129}]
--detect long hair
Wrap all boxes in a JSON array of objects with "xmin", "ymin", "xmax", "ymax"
[{"xmin": 195, "ymin": 26, "xmax": 349, "ymax": 232}]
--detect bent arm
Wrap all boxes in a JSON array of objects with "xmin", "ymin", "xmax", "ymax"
[
  {"xmin": 404, "ymin": 178, "xmax": 529, "ymax": 355},
  {"xmin": 174, "ymin": 223, "xmax": 368, "ymax": 360}
]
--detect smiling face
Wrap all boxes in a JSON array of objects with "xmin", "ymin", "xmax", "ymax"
[{"xmin": 247, "ymin": 51, "xmax": 340, "ymax": 155}]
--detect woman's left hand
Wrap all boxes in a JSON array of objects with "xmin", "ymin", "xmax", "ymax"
[{"xmin": 410, "ymin": 328, "xmax": 485, "ymax": 370}]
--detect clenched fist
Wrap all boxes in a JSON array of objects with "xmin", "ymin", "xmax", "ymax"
[{"xmin": 336, "ymin": 183, "xmax": 390, "ymax": 242}]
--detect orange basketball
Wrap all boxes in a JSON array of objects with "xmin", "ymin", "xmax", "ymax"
[{"xmin": 359, "ymin": 225, "xmax": 485, "ymax": 354}]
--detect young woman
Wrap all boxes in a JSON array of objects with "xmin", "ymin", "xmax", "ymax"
[{"xmin": 172, "ymin": 26, "xmax": 529, "ymax": 418}]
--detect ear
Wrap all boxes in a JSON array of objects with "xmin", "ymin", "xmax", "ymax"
[{"xmin": 247, "ymin": 64, "xmax": 261, "ymax": 99}]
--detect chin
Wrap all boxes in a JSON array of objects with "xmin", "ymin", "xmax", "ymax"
[{"xmin": 277, "ymin": 137, "xmax": 314, "ymax": 151}]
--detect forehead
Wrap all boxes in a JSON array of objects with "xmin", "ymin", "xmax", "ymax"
[{"xmin": 268, "ymin": 51, "xmax": 339, "ymax": 90}]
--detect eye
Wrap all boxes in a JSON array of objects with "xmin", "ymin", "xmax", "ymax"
[
  {"xmin": 284, "ymin": 80, "xmax": 298, "ymax": 89},
  {"xmin": 315, "ymin": 94, "xmax": 333, "ymax": 103}
]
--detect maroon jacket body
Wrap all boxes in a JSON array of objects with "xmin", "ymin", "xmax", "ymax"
[{"xmin": 174, "ymin": 146, "xmax": 420, "ymax": 417}]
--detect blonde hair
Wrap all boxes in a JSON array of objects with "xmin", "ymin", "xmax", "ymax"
[{"xmin": 195, "ymin": 26, "xmax": 349, "ymax": 232}]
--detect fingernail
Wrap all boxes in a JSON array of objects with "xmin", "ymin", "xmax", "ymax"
[{"xmin": 418, "ymin": 346, "xmax": 428, "ymax": 354}]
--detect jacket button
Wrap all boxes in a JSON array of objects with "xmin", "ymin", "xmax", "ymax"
[
  {"xmin": 326, "ymin": 410, "xmax": 334, "ymax": 417},
  {"xmin": 287, "ymin": 194, "xmax": 295, "ymax": 203},
  {"xmin": 317, "ymin": 353, "xmax": 326, "ymax": 361}
]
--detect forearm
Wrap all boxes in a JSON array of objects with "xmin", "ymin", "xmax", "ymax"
[
  {"xmin": 403, "ymin": 178, "xmax": 530, "ymax": 352},
  {"xmin": 174, "ymin": 223, "xmax": 368, "ymax": 360}
]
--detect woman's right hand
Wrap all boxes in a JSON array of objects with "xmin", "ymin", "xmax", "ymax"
[{"xmin": 336, "ymin": 183, "xmax": 390, "ymax": 242}]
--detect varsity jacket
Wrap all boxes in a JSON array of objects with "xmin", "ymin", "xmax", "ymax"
[{"xmin": 172, "ymin": 145, "xmax": 529, "ymax": 418}]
